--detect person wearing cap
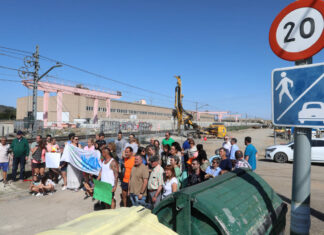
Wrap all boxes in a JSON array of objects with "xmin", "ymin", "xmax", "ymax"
[
  {"xmin": 148, "ymin": 155, "xmax": 164, "ymax": 208},
  {"xmin": 10, "ymin": 131, "xmax": 29, "ymax": 181}
]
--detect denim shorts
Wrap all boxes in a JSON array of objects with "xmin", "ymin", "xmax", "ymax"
[{"xmin": 0, "ymin": 162, "xmax": 9, "ymax": 172}]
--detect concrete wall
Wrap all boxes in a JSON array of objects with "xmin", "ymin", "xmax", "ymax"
[{"xmin": 0, "ymin": 123, "xmax": 14, "ymax": 136}]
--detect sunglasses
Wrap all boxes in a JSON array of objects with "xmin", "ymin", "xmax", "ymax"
[{"xmin": 74, "ymin": 138, "xmax": 79, "ymax": 141}]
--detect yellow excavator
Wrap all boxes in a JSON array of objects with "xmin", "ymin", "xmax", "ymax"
[{"xmin": 173, "ymin": 75, "xmax": 201, "ymax": 138}]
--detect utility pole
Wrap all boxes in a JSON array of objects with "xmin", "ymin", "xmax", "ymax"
[
  {"xmin": 31, "ymin": 45, "xmax": 40, "ymax": 137},
  {"xmin": 19, "ymin": 45, "xmax": 62, "ymax": 137},
  {"xmin": 195, "ymin": 102, "xmax": 198, "ymax": 122}
]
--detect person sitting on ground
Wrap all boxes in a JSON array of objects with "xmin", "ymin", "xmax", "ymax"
[
  {"xmin": 148, "ymin": 155, "xmax": 164, "ymax": 209},
  {"xmin": 197, "ymin": 144, "xmax": 209, "ymax": 172},
  {"xmin": 235, "ymin": 150, "xmax": 252, "ymax": 170},
  {"xmin": 187, "ymin": 158, "xmax": 206, "ymax": 186},
  {"xmin": 121, "ymin": 147, "xmax": 135, "ymax": 207},
  {"xmin": 136, "ymin": 146, "xmax": 147, "ymax": 165},
  {"xmin": 83, "ymin": 175, "xmax": 94, "ymax": 199},
  {"xmin": 29, "ymin": 174, "xmax": 42, "ymax": 196},
  {"xmin": 169, "ymin": 155, "xmax": 182, "ymax": 189},
  {"xmin": 162, "ymin": 165, "xmax": 178, "ymax": 199},
  {"xmin": 41, "ymin": 173, "xmax": 55, "ymax": 195},
  {"xmin": 219, "ymin": 147, "xmax": 232, "ymax": 175},
  {"xmin": 0, "ymin": 137, "xmax": 10, "ymax": 184},
  {"xmin": 161, "ymin": 144, "xmax": 171, "ymax": 169},
  {"xmin": 205, "ymin": 158, "xmax": 221, "ymax": 179},
  {"xmin": 128, "ymin": 154, "xmax": 149, "ymax": 207}
]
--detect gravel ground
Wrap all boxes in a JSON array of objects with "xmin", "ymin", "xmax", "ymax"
[{"xmin": 0, "ymin": 128, "xmax": 323, "ymax": 235}]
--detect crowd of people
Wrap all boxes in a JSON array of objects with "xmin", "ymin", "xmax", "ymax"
[{"xmin": 0, "ymin": 130, "xmax": 258, "ymax": 209}]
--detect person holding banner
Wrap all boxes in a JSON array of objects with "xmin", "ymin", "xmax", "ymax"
[
  {"xmin": 97, "ymin": 147, "xmax": 118, "ymax": 209},
  {"xmin": 67, "ymin": 136, "xmax": 83, "ymax": 191}
]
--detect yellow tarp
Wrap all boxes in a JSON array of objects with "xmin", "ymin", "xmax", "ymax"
[{"xmin": 37, "ymin": 206, "xmax": 177, "ymax": 235}]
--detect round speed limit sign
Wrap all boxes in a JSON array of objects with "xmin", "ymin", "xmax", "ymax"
[{"xmin": 269, "ymin": 0, "xmax": 324, "ymax": 61}]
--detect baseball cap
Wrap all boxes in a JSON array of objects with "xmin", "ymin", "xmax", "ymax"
[{"xmin": 17, "ymin": 130, "xmax": 23, "ymax": 135}]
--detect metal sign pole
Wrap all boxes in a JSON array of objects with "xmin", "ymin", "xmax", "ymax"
[{"xmin": 290, "ymin": 58, "xmax": 312, "ymax": 235}]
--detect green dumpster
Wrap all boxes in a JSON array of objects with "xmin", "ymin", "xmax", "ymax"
[{"xmin": 152, "ymin": 169, "xmax": 287, "ymax": 235}]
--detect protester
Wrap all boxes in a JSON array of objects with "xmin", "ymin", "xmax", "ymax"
[
  {"xmin": 187, "ymin": 158, "xmax": 206, "ymax": 186},
  {"xmin": 145, "ymin": 145, "xmax": 156, "ymax": 167},
  {"xmin": 83, "ymin": 175, "xmax": 94, "ymax": 199},
  {"xmin": 205, "ymin": 158, "xmax": 221, "ymax": 179},
  {"xmin": 229, "ymin": 138, "xmax": 239, "ymax": 160},
  {"xmin": 29, "ymin": 174, "xmax": 42, "ymax": 196},
  {"xmin": 235, "ymin": 150, "xmax": 252, "ymax": 169},
  {"xmin": 67, "ymin": 136, "xmax": 83, "ymax": 191},
  {"xmin": 149, "ymin": 137, "xmax": 155, "ymax": 146},
  {"xmin": 197, "ymin": 144, "xmax": 209, "ymax": 172},
  {"xmin": 169, "ymin": 156, "xmax": 182, "ymax": 189},
  {"xmin": 244, "ymin": 136, "xmax": 258, "ymax": 171},
  {"xmin": 47, "ymin": 137, "xmax": 60, "ymax": 153},
  {"xmin": 128, "ymin": 154, "xmax": 149, "ymax": 207},
  {"xmin": 136, "ymin": 146, "xmax": 147, "ymax": 165},
  {"xmin": 107, "ymin": 142, "xmax": 119, "ymax": 163},
  {"xmin": 0, "ymin": 137, "xmax": 10, "ymax": 184},
  {"xmin": 162, "ymin": 165, "xmax": 178, "ymax": 199},
  {"xmin": 11, "ymin": 130, "xmax": 29, "ymax": 181},
  {"xmin": 125, "ymin": 134, "xmax": 138, "ymax": 154},
  {"xmin": 31, "ymin": 139, "xmax": 46, "ymax": 177},
  {"xmin": 95, "ymin": 132, "xmax": 106, "ymax": 150},
  {"xmin": 115, "ymin": 131, "xmax": 127, "ymax": 168},
  {"xmin": 84, "ymin": 138, "xmax": 95, "ymax": 151},
  {"xmin": 46, "ymin": 135, "xmax": 52, "ymax": 144},
  {"xmin": 65, "ymin": 133, "xmax": 75, "ymax": 145},
  {"xmin": 154, "ymin": 139, "xmax": 162, "ymax": 157},
  {"xmin": 98, "ymin": 147, "xmax": 118, "ymax": 209},
  {"xmin": 121, "ymin": 147, "xmax": 135, "ymax": 207},
  {"xmin": 162, "ymin": 131, "xmax": 175, "ymax": 147},
  {"xmin": 41, "ymin": 173, "xmax": 55, "ymax": 195},
  {"xmin": 186, "ymin": 139, "xmax": 198, "ymax": 165},
  {"xmin": 222, "ymin": 136, "xmax": 231, "ymax": 157},
  {"xmin": 161, "ymin": 144, "xmax": 171, "ymax": 168},
  {"xmin": 219, "ymin": 147, "xmax": 232, "ymax": 174},
  {"xmin": 59, "ymin": 144, "xmax": 68, "ymax": 190},
  {"xmin": 182, "ymin": 136, "xmax": 191, "ymax": 151},
  {"xmin": 148, "ymin": 155, "xmax": 164, "ymax": 208}
]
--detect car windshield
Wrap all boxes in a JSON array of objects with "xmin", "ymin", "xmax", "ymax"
[{"xmin": 306, "ymin": 104, "xmax": 322, "ymax": 109}]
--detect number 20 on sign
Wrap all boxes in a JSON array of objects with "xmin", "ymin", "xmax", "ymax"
[{"xmin": 269, "ymin": 0, "xmax": 324, "ymax": 61}]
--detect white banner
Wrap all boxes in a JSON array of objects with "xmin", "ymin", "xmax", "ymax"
[
  {"xmin": 45, "ymin": 152, "xmax": 61, "ymax": 168},
  {"xmin": 61, "ymin": 144, "xmax": 102, "ymax": 176}
]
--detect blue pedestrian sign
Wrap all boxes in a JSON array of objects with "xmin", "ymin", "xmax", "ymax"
[{"xmin": 272, "ymin": 62, "xmax": 324, "ymax": 128}]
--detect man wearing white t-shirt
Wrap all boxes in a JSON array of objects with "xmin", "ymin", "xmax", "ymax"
[
  {"xmin": 98, "ymin": 147, "xmax": 118, "ymax": 209},
  {"xmin": 222, "ymin": 136, "xmax": 231, "ymax": 158},
  {"xmin": 0, "ymin": 137, "xmax": 10, "ymax": 184}
]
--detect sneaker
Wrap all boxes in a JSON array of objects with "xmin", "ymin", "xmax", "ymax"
[
  {"xmin": 48, "ymin": 192, "xmax": 53, "ymax": 195},
  {"xmin": 73, "ymin": 188, "xmax": 79, "ymax": 192},
  {"xmin": 35, "ymin": 193, "xmax": 43, "ymax": 197},
  {"xmin": 3, "ymin": 180, "xmax": 8, "ymax": 185},
  {"xmin": 61, "ymin": 186, "xmax": 67, "ymax": 191}
]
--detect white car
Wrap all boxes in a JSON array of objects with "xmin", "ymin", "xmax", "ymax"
[
  {"xmin": 265, "ymin": 138, "xmax": 324, "ymax": 163},
  {"xmin": 298, "ymin": 102, "xmax": 324, "ymax": 124}
]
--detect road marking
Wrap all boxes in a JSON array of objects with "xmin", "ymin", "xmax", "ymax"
[{"xmin": 277, "ymin": 73, "xmax": 324, "ymax": 121}]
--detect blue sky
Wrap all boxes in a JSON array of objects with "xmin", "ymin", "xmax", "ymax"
[{"xmin": 0, "ymin": 0, "xmax": 323, "ymax": 119}]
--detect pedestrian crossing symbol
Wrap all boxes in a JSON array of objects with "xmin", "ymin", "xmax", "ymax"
[{"xmin": 272, "ymin": 62, "xmax": 324, "ymax": 127}]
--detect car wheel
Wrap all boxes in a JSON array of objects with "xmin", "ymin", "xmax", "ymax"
[{"xmin": 274, "ymin": 152, "xmax": 288, "ymax": 163}]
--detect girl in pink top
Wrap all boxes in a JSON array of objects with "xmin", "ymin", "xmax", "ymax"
[{"xmin": 84, "ymin": 138, "xmax": 95, "ymax": 151}]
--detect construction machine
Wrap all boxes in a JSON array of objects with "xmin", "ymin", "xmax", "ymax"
[{"xmin": 173, "ymin": 76, "xmax": 201, "ymax": 138}]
